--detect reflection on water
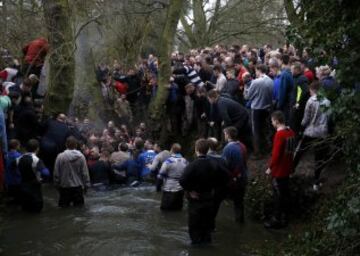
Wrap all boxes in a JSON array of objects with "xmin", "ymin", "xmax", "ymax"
[{"xmin": 1, "ymin": 184, "xmax": 285, "ymax": 256}]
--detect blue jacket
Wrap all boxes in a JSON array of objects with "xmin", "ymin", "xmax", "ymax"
[
  {"xmin": 272, "ymin": 74, "xmax": 281, "ymax": 103},
  {"xmin": 277, "ymin": 68, "xmax": 294, "ymax": 110},
  {"xmin": 137, "ymin": 150, "xmax": 156, "ymax": 177},
  {"xmin": 222, "ymin": 141, "xmax": 248, "ymax": 178},
  {"xmin": 5, "ymin": 151, "xmax": 22, "ymax": 186},
  {"xmin": 0, "ymin": 110, "xmax": 8, "ymax": 155}
]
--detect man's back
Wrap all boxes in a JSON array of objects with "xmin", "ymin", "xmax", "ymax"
[
  {"xmin": 247, "ymin": 75, "xmax": 273, "ymax": 109},
  {"xmin": 110, "ymin": 150, "xmax": 130, "ymax": 165},
  {"xmin": 54, "ymin": 149, "xmax": 90, "ymax": 188},
  {"xmin": 222, "ymin": 141, "xmax": 248, "ymax": 178},
  {"xmin": 217, "ymin": 97, "xmax": 248, "ymax": 127},
  {"xmin": 180, "ymin": 156, "xmax": 227, "ymax": 194}
]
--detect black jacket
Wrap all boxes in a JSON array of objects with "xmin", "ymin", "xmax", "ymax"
[
  {"xmin": 212, "ymin": 97, "xmax": 249, "ymax": 127},
  {"xmin": 180, "ymin": 156, "xmax": 229, "ymax": 197}
]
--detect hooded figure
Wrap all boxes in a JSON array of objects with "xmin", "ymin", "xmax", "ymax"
[{"xmin": 53, "ymin": 136, "xmax": 90, "ymax": 208}]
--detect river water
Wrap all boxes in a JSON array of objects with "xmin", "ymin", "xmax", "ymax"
[{"xmin": 1, "ymin": 184, "xmax": 284, "ymax": 256}]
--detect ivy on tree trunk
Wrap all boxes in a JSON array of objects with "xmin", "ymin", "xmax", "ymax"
[
  {"xmin": 43, "ymin": 0, "xmax": 75, "ymax": 115},
  {"xmin": 150, "ymin": 0, "xmax": 184, "ymax": 121}
]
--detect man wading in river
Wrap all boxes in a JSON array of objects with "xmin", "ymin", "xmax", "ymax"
[
  {"xmin": 157, "ymin": 143, "xmax": 187, "ymax": 210},
  {"xmin": 53, "ymin": 136, "xmax": 90, "ymax": 207},
  {"xmin": 180, "ymin": 139, "xmax": 229, "ymax": 245}
]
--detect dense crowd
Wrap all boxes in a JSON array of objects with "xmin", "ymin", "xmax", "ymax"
[{"xmin": 0, "ymin": 39, "xmax": 340, "ymax": 245}]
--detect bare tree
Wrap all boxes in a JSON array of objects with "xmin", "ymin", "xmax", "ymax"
[{"xmin": 178, "ymin": 0, "xmax": 286, "ymax": 49}]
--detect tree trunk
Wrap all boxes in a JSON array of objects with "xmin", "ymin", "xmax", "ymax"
[
  {"xmin": 150, "ymin": 0, "xmax": 184, "ymax": 120},
  {"xmin": 43, "ymin": 0, "xmax": 75, "ymax": 115}
]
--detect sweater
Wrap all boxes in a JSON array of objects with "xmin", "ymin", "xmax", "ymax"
[
  {"xmin": 269, "ymin": 128, "xmax": 295, "ymax": 178},
  {"xmin": 222, "ymin": 141, "xmax": 248, "ymax": 178},
  {"xmin": 53, "ymin": 149, "xmax": 90, "ymax": 188},
  {"xmin": 158, "ymin": 154, "xmax": 188, "ymax": 192},
  {"xmin": 244, "ymin": 74, "xmax": 273, "ymax": 110}
]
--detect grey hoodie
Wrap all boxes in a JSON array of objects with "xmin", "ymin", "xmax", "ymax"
[{"xmin": 53, "ymin": 149, "xmax": 90, "ymax": 188}]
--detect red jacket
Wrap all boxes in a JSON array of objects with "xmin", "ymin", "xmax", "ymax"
[
  {"xmin": 114, "ymin": 81, "xmax": 128, "ymax": 95},
  {"xmin": 23, "ymin": 37, "xmax": 49, "ymax": 66},
  {"xmin": 236, "ymin": 66, "xmax": 248, "ymax": 88},
  {"xmin": 269, "ymin": 128, "xmax": 295, "ymax": 178}
]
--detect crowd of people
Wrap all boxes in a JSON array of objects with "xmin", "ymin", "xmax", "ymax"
[{"xmin": 0, "ymin": 39, "xmax": 340, "ymax": 245}]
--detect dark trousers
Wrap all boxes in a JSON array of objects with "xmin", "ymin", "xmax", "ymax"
[
  {"xmin": 272, "ymin": 177, "xmax": 290, "ymax": 221},
  {"xmin": 228, "ymin": 177, "xmax": 247, "ymax": 223},
  {"xmin": 188, "ymin": 198, "xmax": 214, "ymax": 244},
  {"xmin": 7, "ymin": 185, "xmax": 22, "ymax": 204},
  {"xmin": 197, "ymin": 119, "xmax": 208, "ymax": 138},
  {"xmin": 21, "ymin": 183, "xmax": 43, "ymax": 213},
  {"xmin": 251, "ymin": 109, "xmax": 271, "ymax": 155},
  {"xmin": 235, "ymin": 119, "xmax": 253, "ymax": 153},
  {"xmin": 211, "ymin": 188, "xmax": 227, "ymax": 230},
  {"xmin": 293, "ymin": 136, "xmax": 329, "ymax": 185},
  {"xmin": 160, "ymin": 190, "xmax": 184, "ymax": 211},
  {"xmin": 58, "ymin": 186, "xmax": 84, "ymax": 208}
]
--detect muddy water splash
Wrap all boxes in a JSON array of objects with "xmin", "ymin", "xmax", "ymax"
[{"xmin": 1, "ymin": 185, "xmax": 284, "ymax": 256}]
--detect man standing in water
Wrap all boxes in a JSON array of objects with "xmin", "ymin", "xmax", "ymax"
[
  {"xmin": 222, "ymin": 126, "xmax": 248, "ymax": 223},
  {"xmin": 157, "ymin": 143, "xmax": 187, "ymax": 210},
  {"xmin": 180, "ymin": 139, "xmax": 228, "ymax": 245},
  {"xmin": 53, "ymin": 136, "xmax": 90, "ymax": 207}
]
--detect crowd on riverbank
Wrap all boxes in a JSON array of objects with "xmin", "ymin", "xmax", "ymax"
[{"xmin": 0, "ymin": 40, "xmax": 341, "ymax": 245}]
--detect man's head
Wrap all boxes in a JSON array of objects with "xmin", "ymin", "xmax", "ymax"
[
  {"xmin": 108, "ymin": 121, "xmax": 115, "ymax": 128},
  {"xmin": 255, "ymin": 64, "xmax": 268, "ymax": 78},
  {"xmin": 281, "ymin": 54, "xmax": 290, "ymax": 67},
  {"xmin": 66, "ymin": 136, "xmax": 78, "ymax": 150},
  {"xmin": 316, "ymin": 65, "xmax": 331, "ymax": 80},
  {"xmin": 185, "ymin": 83, "xmax": 195, "ymax": 95},
  {"xmin": 100, "ymin": 149, "xmax": 111, "ymax": 160},
  {"xmin": 57, "ymin": 113, "xmax": 67, "ymax": 123},
  {"xmin": 271, "ymin": 111, "xmax": 286, "ymax": 129},
  {"xmin": 309, "ymin": 80, "xmax": 321, "ymax": 96},
  {"xmin": 134, "ymin": 137, "xmax": 144, "ymax": 150},
  {"xmin": 144, "ymin": 139, "xmax": 154, "ymax": 150},
  {"xmin": 302, "ymin": 48, "xmax": 311, "ymax": 59},
  {"xmin": 154, "ymin": 143, "xmax": 162, "ymax": 153},
  {"xmin": 233, "ymin": 54, "xmax": 243, "ymax": 71},
  {"xmin": 9, "ymin": 139, "xmax": 20, "ymax": 151},
  {"xmin": 207, "ymin": 137, "xmax": 218, "ymax": 152},
  {"xmin": 226, "ymin": 68, "xmax": 235, "ymax": 80},
  {"xmin": 28, "ymin": 74, "xmax": 39, "ymax": 85},
  {"xmin": 170, "ymin": 143, "xmax": 182, "ymax": 154},
  {"xmin": 195, "ymin": 139, "xmax": 209, "ymax": 156},
  {"xmin": 291, "ymin": 62, "xmax": 303, "ymax": 76},
  {"xmin": 21, "ymin": 78, "xmax": 33, "ymax": 93},
  {"xmin": 139, "ymin": 122, "xmax": 146, "ymax": 130},
  {"xmin": 207, "ymin": 89, "xmax": 219, "ymax": 104},
  {"xmin": 26, "ymin": 139, "xmax": 39, "ymax": 153},
  {"xmin": 119, "ymin": 142, "xmax": 128, "ymax": 152},
  {"xmin": 224, "ymin": 56, "xmax": 234, "ymax": 68},
  {"xmin": 223, "ymin": 126, "xmax": 238, "ymax": 142},
  {"xmin": 269, "ymin": 57, "xmax": 280, "ymax": 75},
  {"xmin": 213, "ymin": 64, "xmax": 222, "ymax": 77}
]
